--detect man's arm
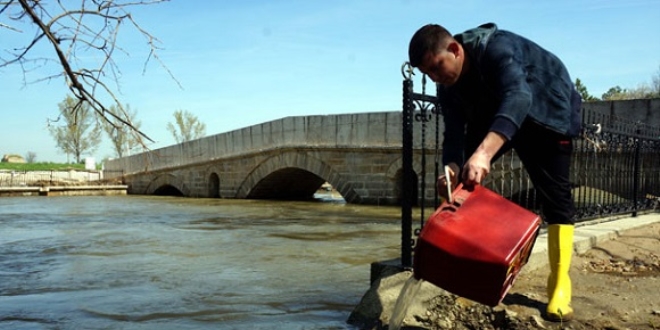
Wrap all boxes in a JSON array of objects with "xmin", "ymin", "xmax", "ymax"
[
  {"xmin": 483, "ymin": 32, "xmax": 534, "ymax": 141},
  {"xmin": 461, "ymin": 32, "xmax": 532, "ymax": 185},
  {"xmin": 462, "ymin": 131, "xmax": 507, "ymax": 185}
]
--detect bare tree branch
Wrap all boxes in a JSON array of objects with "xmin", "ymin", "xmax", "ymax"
[
  {"xmin": 0, "ymin": 21, "xmax": 21, "ymax": 31},
  {"xmin": 3, "ymin": 0, "xmax": 175, "ymax": 148}
]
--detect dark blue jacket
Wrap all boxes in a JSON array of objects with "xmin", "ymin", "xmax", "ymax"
[{"xmin": 440, "ymin": 23, "xmax": 581, "ymax": 167}]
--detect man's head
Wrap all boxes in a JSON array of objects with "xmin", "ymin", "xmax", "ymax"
[{"xmin": 408, "ymin": 24, "xmax": 466, "ymax": 87}]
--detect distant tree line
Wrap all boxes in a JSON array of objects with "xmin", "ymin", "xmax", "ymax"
[
  {"xmin": 46, "ymin": 95, "xmax": 206, "ymax": 164},
  {"xmin": 575, "ymin": 66, "xmax": 660, "ymax": 102}
]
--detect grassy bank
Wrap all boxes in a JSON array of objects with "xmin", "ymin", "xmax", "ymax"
[{"xmin": 0, "ymin": 162, "xmax": 89, "ymax": 171}]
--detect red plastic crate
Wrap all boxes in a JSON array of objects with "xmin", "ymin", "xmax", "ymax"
[{"xmin": 413, "ymin": 184, "xmax": 541, "ymax": 306}]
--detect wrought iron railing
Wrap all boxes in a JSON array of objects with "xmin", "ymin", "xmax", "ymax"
[{"xmin": 400, "ymin": 62, "xmax": 660, "ymax": 268}]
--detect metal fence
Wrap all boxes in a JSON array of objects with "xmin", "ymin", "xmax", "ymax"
[{"xmin": 400, "ymin": 62, "xmax": 660, "ymax": 268}]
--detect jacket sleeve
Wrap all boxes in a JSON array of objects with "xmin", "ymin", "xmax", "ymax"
[{"xmin": 481, "ymin": 34, "xmax": 533, "ymax": 141}]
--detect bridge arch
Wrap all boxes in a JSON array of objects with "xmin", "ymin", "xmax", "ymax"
[
  {"xmin": 385, "ymin": 157, "xmax": 423, "ymax": 180},
  {"xmin": 385, "ymin": 157, "xmax": 435, "ymax": 205},
  {"xmin": 205, "ymin": 166, "xmax": 222, "ymax": 198},
  {"xmin": 386, "ymin": 157, "xmax": 424, "ymax": 205},
  {"xmin": 145, "ymin": 173, "xmax": 190, "ymax": 196},
  {"xmin": 208, "ymin": 172, "xmax": 220, "ymax": 198},
  {"xmin": 236, "ymin": 151, "xmax": 360, "ymax": 203}
]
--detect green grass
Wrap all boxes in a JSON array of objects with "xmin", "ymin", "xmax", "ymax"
[{"xmin": 0, "ymin": 162, "xmax": 88, "ymax": 171}]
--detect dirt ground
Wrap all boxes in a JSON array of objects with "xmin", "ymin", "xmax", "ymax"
[{"xmin": 418, "ymin": 221, "xmax": 660, "ymax": 330}]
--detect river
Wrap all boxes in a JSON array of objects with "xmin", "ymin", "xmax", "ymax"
[{"xmin": 0, "ymin": 194, "xmax": 403, "ymax": 329}]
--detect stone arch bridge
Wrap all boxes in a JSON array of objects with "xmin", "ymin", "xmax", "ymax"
[
  {"xmin": 104, "ymin": 112, "xmax": 442, "ymax": 205},
  {"xmin": 103, "ymin": 99, "xmax": 660, "ymax": 206}
]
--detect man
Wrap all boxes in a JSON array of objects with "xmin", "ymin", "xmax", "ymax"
[{"xmin": 408, "ymin": 23, "xmax": 581, "ymax": 321}]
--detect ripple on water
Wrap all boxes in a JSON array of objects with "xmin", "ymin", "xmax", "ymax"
[{"xmin": 0, "ymin": 196, "xmax": 400, "ymax": 329}]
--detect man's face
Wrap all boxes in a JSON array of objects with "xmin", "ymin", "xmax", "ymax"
[{"xmin": 417, "ymin": 44, "xmax": 463, "ymax": 87}]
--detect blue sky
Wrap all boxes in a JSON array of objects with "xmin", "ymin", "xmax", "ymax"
[{"xmin": 1, "ymin": 0, "xmax": 659, "ymax": 163}]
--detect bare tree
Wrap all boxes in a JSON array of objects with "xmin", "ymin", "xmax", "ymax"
[
  {"xmin": 25, "ymin": 151, "xmax": 37, "ymax": 163},
  {"xmin": 652, "ymin": 65, "xmax": 660, "ymax": 96},
  {"xmin": 101, "ymin": 104, "xmax": 142, "ymax": 158},
  {"xmin": 1, "ymin": 0, "xmax": 176, "ymax": 146},
  {"xmin": 167, "ymin": 109, "xmax": 206, "ymax": 143},
  {"xmin": 49, "ymin": 95, "xmax": 102, "ymax": 163}
]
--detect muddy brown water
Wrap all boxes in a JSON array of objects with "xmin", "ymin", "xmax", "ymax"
[{"xmin": 0, "ymin": 194, "xmax": 403, "ymax": 329}]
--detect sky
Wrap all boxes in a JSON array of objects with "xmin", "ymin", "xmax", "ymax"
[{"xmin": 1, "ymin": 0, "xmax": 659, "ymax": 163}]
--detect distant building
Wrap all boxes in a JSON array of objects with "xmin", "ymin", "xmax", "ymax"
[{"xmin": 1, "ymin": 154, "xmax": 26, "ymax": 163}]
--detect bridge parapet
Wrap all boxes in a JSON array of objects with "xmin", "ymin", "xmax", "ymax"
[{"xmin": 105, "ymin": 111, "xmax": 437, "ymax": 177}]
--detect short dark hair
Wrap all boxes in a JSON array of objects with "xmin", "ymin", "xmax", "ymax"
[{"xmin": 408, "ymin": 24, "xmax": 453, "ymax": 67}]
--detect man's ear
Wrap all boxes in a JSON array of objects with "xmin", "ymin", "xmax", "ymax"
[{"xmin": 446, "ymin": 41, "xmax": 462, "ymax": 59}]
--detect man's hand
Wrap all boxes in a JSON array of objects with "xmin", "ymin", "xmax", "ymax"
[
  {"xmin": 462, "ymin": 131, "xmax": 507, "ymax": 186},
  {"xmin": 462, "ymin": 151, "xmax": 491, "ymax": 186},
  {"xmin": 437, "ymin": 162, "xmax": 459, "ymax": 201}
]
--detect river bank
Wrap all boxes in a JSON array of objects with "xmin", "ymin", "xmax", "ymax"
[
  {"xmin": 0, "ymin": 184, "xmax": 128, "ymax": 197},
  {"xmin": 348, "ymin": 214, "xmax": 660, "ymax": 329},
  {"xmin": 0, "ymin": 168, "xmax": 126, "ymax": 197}
]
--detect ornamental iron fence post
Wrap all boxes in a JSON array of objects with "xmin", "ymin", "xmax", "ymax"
[
  {"xmin": 632, "ymin": 124, "xmax": 641, "ymax": 217},
  {"xmin": 401, "ymin": 64, "xmax": 414, "ymax": 269},
  {"xmin": 400, "ymin": 62, "xmax": 441, "ymax": 269}
]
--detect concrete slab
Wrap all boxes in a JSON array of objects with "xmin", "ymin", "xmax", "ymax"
[{"xmin": 523, "ymin": 212, "xmax": 660, "ymax": 273}]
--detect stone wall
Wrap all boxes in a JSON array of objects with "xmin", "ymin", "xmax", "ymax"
[
  {"xmin": 584, "ymin": 98, "xmax": 660, "ymax": 136},
  {"xmin": 0, "ymin": 170, "xmax": 104, "ymax": 187},
  {"xmin": 586, "ymin": 99, "xmax": 660, "ymax": 125}
]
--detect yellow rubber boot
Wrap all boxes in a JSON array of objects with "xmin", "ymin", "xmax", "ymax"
[{"xmin": 546, "ymin": 224, "xmax": 574, "ymax": 322}]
